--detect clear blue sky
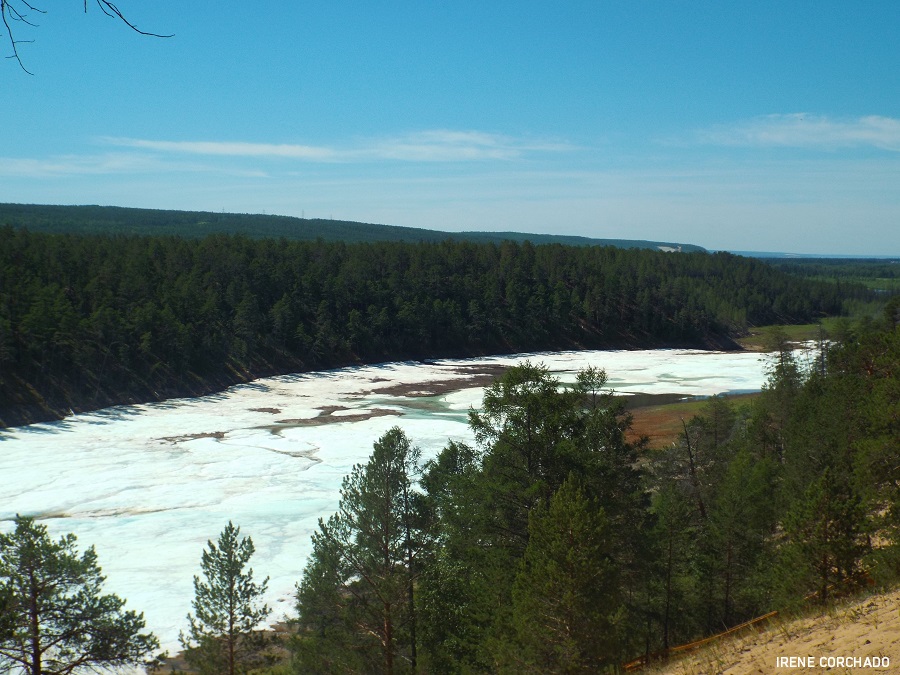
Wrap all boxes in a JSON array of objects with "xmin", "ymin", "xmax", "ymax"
[{"xmin": 3, "ymin": 1, "xmax": 899, "ymax": 254}]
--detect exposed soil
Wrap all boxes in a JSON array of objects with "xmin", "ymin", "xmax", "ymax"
[
  {"xmin": 273, "ymin": 405, "xmax": 402, "ymax": 427},
  {"xmin": 370, "ymin": 364, "xmax": 509, "ymax": 398},
  {"xmin": 627, "ymin": 393, "xmax": 760, "ymax": 447},
  {"xmin": 647, "ymin": 588, "xmax": 900, "ymax": 674},
  {"xmin": 158, "ymin": 431, "xmax": 226, "ymax": 443}
]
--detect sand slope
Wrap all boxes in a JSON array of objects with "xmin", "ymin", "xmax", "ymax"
[{"xmin": 649, "ymin": 589, "xmax": 900, "ymax": 674}]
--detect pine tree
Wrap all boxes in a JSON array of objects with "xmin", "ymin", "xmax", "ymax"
[
  {"xmin": 646, "ymin": 477, "xmax": 699, "ymax": 652},
  {"xmin": 181, "ymin": 522, "xmax": 271, "ymax": 675},
  {"xmin": 510, "ymin": 478, "xmax": 622, "ymax": 673},
  {"xmin": 0, "ymin": 516, "xmax": 158, "ymax": 675},
  {"xmin": 295, "ymin": 427, "xmax": 424, "ymax": 675},
  {"xmin": 777, "ymin": 469, "xmax": 868, "ymax": 604},
  {"xmin": 418, "ymin": 363, "xmax": 648, "ymax": 670}
]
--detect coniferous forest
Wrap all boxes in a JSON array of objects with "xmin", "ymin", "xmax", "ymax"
[
  {"xmin": 1, "ymin": 218, "xmax": 897, "ymax": 674},
  {"xmin": 6, "ymin": 309, "xmax": 895, "ymax": 675},
  {"xmin": 290, "ymin": 310, "xmax": 899, "ymax": 673},
  {"xmin": 0, "ymin": 226, "xmax": 870, "ymax": 426}
]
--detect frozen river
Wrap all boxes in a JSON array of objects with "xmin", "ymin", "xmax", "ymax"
[{"xmin": 1, "ymin": 348, "xmax": 771, "ymax": 653}]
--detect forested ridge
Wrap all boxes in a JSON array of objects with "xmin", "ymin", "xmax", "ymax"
[
  {"xmin": 0, "ymin": 203, "xmax": 707, "ymax": 251},
  {"xmin": 0, "ymin": 226, "xmax": 870, "ymax": 427}
]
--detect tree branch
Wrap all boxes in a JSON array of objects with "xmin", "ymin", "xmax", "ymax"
[
  {"xmin": 2, "ymin": 0, "xmax": 171, "ymax": 73},
  {"xmin": 92, "ymin": 0, "xmax": 173, "ymax": 38},
  {"xmin": 1, "ymin": 0, "xmax": 42, "ymax": 73}
]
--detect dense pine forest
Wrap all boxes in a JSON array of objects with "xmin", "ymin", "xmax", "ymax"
[
  {"xmin": 0, "ymin": 226, "xmax": 870, "ymax": 427},
  {"xmin": 0, "ymin": 226, "xmax": 868, "ymax": 427}
]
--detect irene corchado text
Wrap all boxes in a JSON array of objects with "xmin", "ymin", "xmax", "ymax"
[{"xmin": 776, "ymin": 655, "xmax": 890, "ymax": 669}]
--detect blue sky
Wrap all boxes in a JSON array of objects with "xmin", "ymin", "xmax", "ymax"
[{"xmin": 3, "ymin": 1, "xmax": 899, "ymax": 254}]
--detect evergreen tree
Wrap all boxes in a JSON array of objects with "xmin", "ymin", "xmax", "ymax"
[
  {"xmin": 181, "ymin": 522, "xmax": 271, "ymax": 675},
  {"xmin": 0, "ymin": 516, "xmax": 158, "ymax": 675},
  {"xmin": 417, "ymin": 441, "xmax": 501, "ymax": 673},
  {"xmin": 777, "ymin": 469, "xmax": 868, "ymax": 603},
  {"xmin": 645, "ymin": 457, "xmax": 702, "ymax": 652},
  {"xmin": 418, "ymin": 363, "xmax": 648, "ymax": 670},
  {"xmin": 701, "ymin": 449, "xmax": 778, "ymax": 628},
  {"xmin": 467, "ymin": 362, "xmax": 585, "ymax": 552},
  {"xmin": 295, "ymin": 427, "xmax": 424, "ymax": 675},
  {"xmin": 509, "ymin": 478, "xmax": 622, "ymax": 673}
]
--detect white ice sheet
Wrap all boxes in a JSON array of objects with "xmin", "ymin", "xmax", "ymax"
[{"xmin": 0, "ymin": 347, "xmax": 776, "ymax": 654}]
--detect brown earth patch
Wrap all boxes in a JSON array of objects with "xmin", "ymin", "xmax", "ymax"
[
  {"xmin": 627, "ymin": 393, "xmax": 760, "ymax": 447},
  {"xmin": 249, "ymin": 407, "xmax": 282, "ymax": 414},
  {"xmin": 274, "ymin": 407, "xmax": 401, "ymax": 427},
  {"xmin": 159, "ymin": 431, "xmax": 226, "ymax": 443},
  {"xmin": 647, "ymin": 588, "xmax": 900, "ymax": 675},
  {"xmin": 372, "ymin": 372, "xmax": 505, "ymax": 398},
  {"xmin": 628, "ymin": 406, "xmax": 694, "ymax": 447}
]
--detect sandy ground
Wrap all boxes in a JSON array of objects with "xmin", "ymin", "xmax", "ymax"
[{"xmin": 648, "ymin": 589, "xmax": 900, "ymax": 674}]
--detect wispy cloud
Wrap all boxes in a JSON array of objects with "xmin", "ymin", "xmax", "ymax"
[
  {"xmin": 696, "ymin": 114, "xmax": 900, "ymax": 152},
  {"xmin": 105, "ymin": 139, "xmax": 337, "ymax": 160},
  {"xmin": 364, "ymin": 130, "xmax": 572, "ymax": 161},
  {"xmin": 100, "ymin": 130, "xmax": 573, "ymax": 163},
  {"xmin": 0, "ymin": 153, "xmax": 268, "ymax": 178}
]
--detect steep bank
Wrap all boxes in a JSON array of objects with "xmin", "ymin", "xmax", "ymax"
[
  {"xmin": 648, "ymin": 588, "xmax": 900, "ymax": 674},
  {"xmin": 2, "ymin": 228, "xmax": 861, "ymax": 428},
  {"xmin": 1, "ymin": 334, "xmax": 739, "ymax": 429}
]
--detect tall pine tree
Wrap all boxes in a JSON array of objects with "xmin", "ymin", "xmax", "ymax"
[
  {"xmin": 295, "ymin": 427, "xmax": 424, "ymax": 674},
  {"xmin": 181, "ymin": 522, "xmax": 271, "ymax": 675},
  {"xmin": 509, "ymin": 477, "xmax": 623, "ymax": 673},
  {"xmin": 0, "ymin": 516, "xmax": 158, "ymax": 675}
]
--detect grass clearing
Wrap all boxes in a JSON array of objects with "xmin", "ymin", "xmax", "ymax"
[
  {"xmin": 736, "ymin": 323, "xmax": 827, "ymax": 351},
  {"xmin": 626, "ymin": 393, "xmax": 760, "ymax": 447}
]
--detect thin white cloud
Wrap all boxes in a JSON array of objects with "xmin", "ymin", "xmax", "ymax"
[
  {"xmin": 0, "ymin": 153, "xmax": 268, "ymax": 178},
  {"xmin": 106, "ymin": 139, "xmax": 337, "ymax": 160},
  {"xmin": 697, "ymin": 114, "xmax": 900, "ymax": 151},
  {"xmin": 364, "ymin": 130, "xmax": 572, "ymax": 161},
  {"xmin": 100, "ymin": 130, "xmax": 573, "ymax": 163}
]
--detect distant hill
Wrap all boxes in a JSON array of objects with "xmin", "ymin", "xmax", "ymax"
[{"xmin": 0, "ymin": 203, "xmax": 706, "ymax": 252}]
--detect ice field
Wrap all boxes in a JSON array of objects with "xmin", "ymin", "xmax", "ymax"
[{"xmin": 1, "ymin": 348, "xmax": 774, "ymax": 653}]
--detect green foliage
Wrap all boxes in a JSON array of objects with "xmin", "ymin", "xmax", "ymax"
[
  {"xmin": 509, "ymin": 477, "xmax": 623, "ymax": 673},
  {"xmin": 0, "ymin": 226, "xmax": 865, "ymax": 427},
  {"xmin": 645, "ymin": 478, "xmax": 701, "ymax": 650},
  {"xmin": 181, "ymin": 522, "xmax": 271, "ymax": 675},
  {"xmin": 378, "ymin": 318, "xmax": 899, "ymax": 668},
  {"xmin": 765, "ymin": 257, "xmax": 900, "ymax": 293},
  {"xmin": 701, "ymin": 449, "xmax": 779, "ymax": 625},
  {"xmin": 294, "ymin": 427, "xmax": 423, "ymax": 675},
  {"xmin": 776, "ymin": 470, "xmax": 868, "ymax": 605},
  {"xmin": 417, "ymin": 363, "xmax": 648, "ymax": 671},
  {"xmin": 0, "ymin": 515, "xmax": 158, "ymax": 675}
]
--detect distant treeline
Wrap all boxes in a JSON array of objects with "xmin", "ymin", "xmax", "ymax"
[
  {"xmin": 0, "ymin": 202, "xmax": 706, "ymax": 251},
  {"xmin": 764, "ymin": 258, "xmax": 900, "ymax": 293},
  {"xmin": 0, "ymin": 227, "xmax": 871, "ymax": 426}
]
